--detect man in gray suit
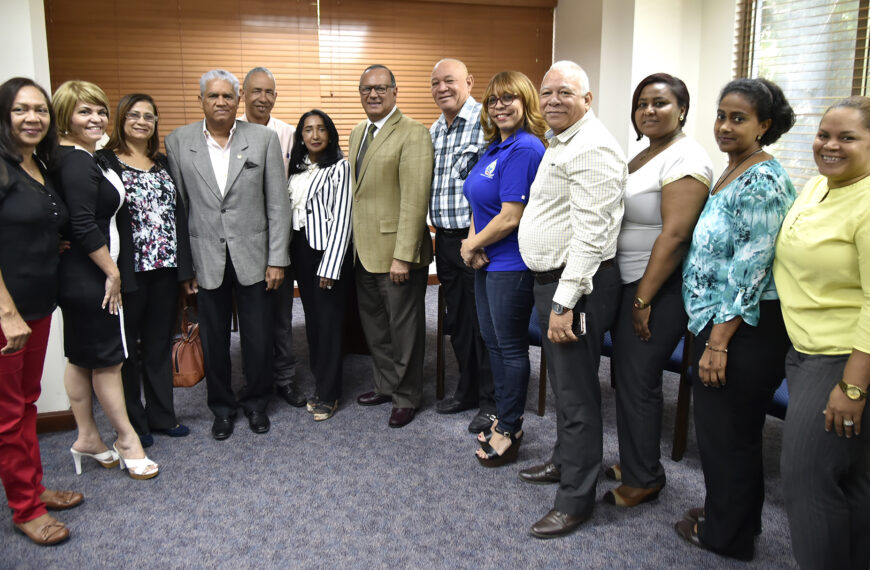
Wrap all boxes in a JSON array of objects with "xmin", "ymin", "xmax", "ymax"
[{"xmin": 166, "ymin": 69, "xmax": 290, "ymax": 440}]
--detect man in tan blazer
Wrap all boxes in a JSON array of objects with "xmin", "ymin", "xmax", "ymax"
[{"xmin": 349, "ymin": 64, "xmax": 434, "ymax": 428}]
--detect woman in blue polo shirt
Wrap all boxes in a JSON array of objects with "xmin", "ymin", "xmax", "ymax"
[{"xmin": 461, "ymin": 70, "xmax": 547, "ymax": 467}]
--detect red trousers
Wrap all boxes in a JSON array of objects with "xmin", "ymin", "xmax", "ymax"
[{"xmin": 0, "ymin": 315, "xmax": 51, "ymax": 523}]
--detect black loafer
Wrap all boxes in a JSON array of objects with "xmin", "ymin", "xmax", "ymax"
[
  {"xmin": 519, "ymin": 462, "xmax": 561, "ymax": 485},
  {"xmin": 246, "ymin": 410, "xmax": 271, "ymax": 434},
  {"xmin": 276, "ymin": 383, "xmax": 306, "ymax": 407},
  {"xmin": 211, "ymin": 416, "xmax": 235, "ymax": 440},
  {"xmin": 530, "ymin": 509, "xmax": 587, "ymax": 539},
  {"xmin": 467, "ymin": 412, "xmax": 497, "ymax": 434},
  {"xmin": 436, "ymin": 398, "xmax": 474, "ymax": 414}
]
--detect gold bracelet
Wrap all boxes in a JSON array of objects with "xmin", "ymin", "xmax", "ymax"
[
  {"xmin": 633, "ymin": 296, "xmax": 650, "ymax": 310},
  {"xmin": 704, "ymin": 341, "xmax": 728, "ymax": 353}
]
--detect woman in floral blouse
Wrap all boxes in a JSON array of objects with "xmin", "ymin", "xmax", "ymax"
[
  {"xmin": 675, "ymin": 78, "xmax": 795, "ymax": 561},
  {"xmin": 98, "ymin": 93, "xmax": 193, "ymax": 447}
]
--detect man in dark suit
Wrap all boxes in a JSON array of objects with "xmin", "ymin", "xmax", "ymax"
[
  {"xmin": 349, "ymin": 64, "xmax": 434, "ymax": 428},
  {"xmin": 166, "ymin": 69, "xmax": 290, "ymax": 440}
]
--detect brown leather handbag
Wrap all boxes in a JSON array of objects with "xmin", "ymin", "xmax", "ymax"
[{"xmin": 172, "ymin": 306, "xmax": 204, "ymax": 388}]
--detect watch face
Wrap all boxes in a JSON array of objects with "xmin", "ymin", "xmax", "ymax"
[{"xmin": 847, "ymin": 386, "xmax": 862, "ymax": 400}]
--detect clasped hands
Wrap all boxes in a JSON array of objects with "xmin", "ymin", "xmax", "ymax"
[{"xmin": 460, "ymin": 239, "xmax": 489, "ymax": 270}]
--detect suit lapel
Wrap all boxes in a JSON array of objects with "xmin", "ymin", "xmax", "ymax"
[
  {"xmin": 355, "ymin": 109, "xmax": 403, "ymax": 190},
  {"xmin": 191, "ymin": 132, "xmax": 222, "ymax": 202},
  {"xmin": 223, "ymin": 126, "xmax": 249, "ymax": 196}
]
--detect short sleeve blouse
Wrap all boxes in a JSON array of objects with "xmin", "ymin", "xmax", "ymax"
[
  {"xmin": 617, "ymin": 137, "xmax": 712, "ymax": 283},
  {"xmin": 682, "ymin": 158, "xmax": 796, "ymax": 334}
]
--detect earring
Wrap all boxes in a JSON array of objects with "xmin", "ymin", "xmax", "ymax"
[
  {"xmin": 756, "ymin": 134, "xmax": 762, "ymax": 141},
  {"xmin": 679, "ymin": 114, "xmax": 685, "ymax": 122}
]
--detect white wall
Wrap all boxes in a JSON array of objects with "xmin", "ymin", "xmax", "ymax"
[
  {"xmin": 553, "ymin": 0, "xmax": 737, "ymax": 171},
  {"xmin": 2, "ymin": 0, "xmax": 70, "ymax": 414}
]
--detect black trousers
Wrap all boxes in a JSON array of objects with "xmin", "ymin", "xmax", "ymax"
[
  {"xmin": 197, "ymin": 254, "xmax": 274, "ymax": 417},
  {"xmin": 121, "ymin": 268, "xmax": 180, "ymax": 434},
  {"xmin": 692, "ymin": 300, "xmax": 789, "ymax": 560},
  {"xmin": 535, "ymin": 262, "xmax": 621, "ymax": 518},
  {"xmin": 291, "ymin": 230, "xmax": 353, "ymax": 402},
  {"xmin": 435, "ymin": 228, "xmax": 494, "ymax": 413}
]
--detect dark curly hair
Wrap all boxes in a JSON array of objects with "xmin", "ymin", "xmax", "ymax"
[
  {"xmin": 288, "ymin": 109, "xmax": 344, "ymax": 176},
  {"xmin": 631, "ymin": 73, "xmax": 690, "ymax": 141},
  {"xmin": 719, "ymin": 78, "xmax": 795, "ymax": 146},
  {"xmin": 0, "ymin": 77, "xmax": 58, "ymax": 166}
]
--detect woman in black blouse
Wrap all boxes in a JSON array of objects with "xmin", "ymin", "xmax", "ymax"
[
  {"xmin": 98, "ymin": 94, "xmax": 193, "ymax": 445},
  {"xmin": 0, "ymin": 77, "xmax": 81, "ymax": 545},
  {"xmin": 51, "ymin": 81, "xmax": 158, "ymax": 480}
]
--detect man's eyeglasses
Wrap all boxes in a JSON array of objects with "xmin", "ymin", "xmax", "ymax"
[
  {"xmin": 486, "ymin": 93, "xmax": 518, "ymax": 108},
  {"xmin": 126, "ymin": 112, "xmax": 157, "ymax": 123},
  {"xmin": 359, "ymin": 85, "xmax": 392, "ymax": 95}
]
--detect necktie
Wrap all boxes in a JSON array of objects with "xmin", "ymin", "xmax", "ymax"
[{"xmin": 356, "ymin": 123, "xmax": 377, "ymax": 178}]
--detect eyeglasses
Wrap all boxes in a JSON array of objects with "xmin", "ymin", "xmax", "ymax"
[
  {"xmin": 126, "ymin": 111, "xmax": 157, "ymax": 123},
  {"xmin": 358, "ymin": 85, "xmax": 393, "ymax": 95},
  {"xmin": 486, "ymin": 93, "xmax": 518, "ymax": 108}
]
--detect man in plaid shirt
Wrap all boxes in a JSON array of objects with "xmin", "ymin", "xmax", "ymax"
[{"xmin": 429, "ymin": 58, "xmax": 495, "ymax": 433}]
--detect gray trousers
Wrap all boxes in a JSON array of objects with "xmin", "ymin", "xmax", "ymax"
[
  {"xmin": 535, "ymin": 262, "xmax": 621, "ymax": 517},
  {"xmin": 782, "ymin": 349, "xmax": 870, "ymax": 570},
  {"xmin": 611, "ymin": 271, "xmax": 686, "ymax": 489},
  {"xmin": 272, "ymin": 273, "xmax": 297, "ymax": 385},
  {"xmin": 356, "ymin": 265, "xmax": 428, "ymax": 409}
]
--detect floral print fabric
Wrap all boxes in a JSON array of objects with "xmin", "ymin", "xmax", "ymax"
[
  {"xmin": 682, "ymin": 158, "xmax": 795, "ymax": 335},
  {"xmin": 118, "ymin": 159, "xmax": 178, "ymax": 272}
]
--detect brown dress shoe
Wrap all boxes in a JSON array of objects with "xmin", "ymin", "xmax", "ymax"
[
  {"xmin": 40, "ymin": 489, "xmax": 84, "ymax": 511},
  {"xmin": 357, "ymin": 391, "xmax": 392, "ymax": 406},
  {"xmin": 530, "ymin": 509, "xmax": 587, "ymax": 539},
  {"xmin": 602, "ymin": 484, "xmax": 662, "ymax": 507},
  {"xmin": 518, "ymin": 462, "xmax": 561, "ymax": 485},
  {"xmin": 14, "ymin": 514, "xmax": 70, "ymax": 546},
  {"xmin": 388, "ymin": 407, "xmax": 415, "ymax": 428}
]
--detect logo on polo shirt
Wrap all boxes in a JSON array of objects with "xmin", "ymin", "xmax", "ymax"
[{"xmin": 482, "ymin": 159, "xmax": 497, "ymax": 179}]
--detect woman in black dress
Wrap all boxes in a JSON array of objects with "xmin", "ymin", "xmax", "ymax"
[
  {"xmin": 0, "ymin": 77, "xmax": 82, "ymax": 545},
  {"xmin": 51, "ymin": 81, "xmax": 158, "ymax": 480},
  {"xmin": 98, "ymin": 94, "xmax": 193, "ymax": 445}
]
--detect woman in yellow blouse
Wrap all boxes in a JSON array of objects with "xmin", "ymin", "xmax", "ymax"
[{"xmin": 774, "ymin": 96, "xmax": 870, "ymax": 570}]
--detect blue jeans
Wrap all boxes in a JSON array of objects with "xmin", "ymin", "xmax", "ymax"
[{"xmin": 474, "ymin": 270, "xmax": 534, "ymax": 434}]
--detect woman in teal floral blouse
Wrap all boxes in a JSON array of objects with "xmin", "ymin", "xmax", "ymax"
[{"xmin": 674, "ymin": 78, "xmax": 795, "ymax": 561}]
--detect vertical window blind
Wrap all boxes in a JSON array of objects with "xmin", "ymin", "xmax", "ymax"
[
  {"xmin": 734, "ymin": 0, "xmax": 869, "ymax": 189},
  {"xmin": 44, "ymin": 0, "xmax": 555, "ymax": 150}
]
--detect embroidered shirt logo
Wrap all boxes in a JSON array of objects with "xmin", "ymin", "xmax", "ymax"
[{"xmin": 482, "ymin": 159, "xmax": 497, "ymax": 179}]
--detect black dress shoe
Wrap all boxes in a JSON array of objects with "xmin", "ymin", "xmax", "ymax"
[
  {"xmin": 436, "ymin": 398, "xmax": 474, "ymax": 414},
  {"xmin": 357, "ymin": 391, "xmax": 392, "ymax": 406},
  {"xmin": 530, "ymin": 509, "xmax": 587, "ymax": 539},
  {"xmin": 276, "ymin": 383, "xmax": 306, "ymax": 407},
  {"xmin": 519, "ymin": 462, "xmax": 561, "ymax": 485},
  {"xmin": 467, "ymin": 412, "xmax": 497, "ymax": 433},
  {"xmin": 211, "ymin": 416, "xmax": 235, "ymax": 440},
  {"xmin": 246, "ymin": 410, "xmax": 271, "ymax": 434},
  {"xmin": 388, "ymin": 407, "xmax": 415, "ymax": 428}
]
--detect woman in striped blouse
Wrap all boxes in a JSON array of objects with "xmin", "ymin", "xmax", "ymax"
[{"xmin": 287, "ymin": 109, "xmax": 353, "ymax": 421}]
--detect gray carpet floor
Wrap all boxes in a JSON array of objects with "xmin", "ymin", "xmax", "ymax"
[{"xmin": 2, "ymin": 286, "xmax": 797, "ymax": 569}]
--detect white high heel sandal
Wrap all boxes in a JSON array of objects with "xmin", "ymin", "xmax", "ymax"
[
  {"xmin": 112, "ymin": 444, "xmax": 159, "ymax": 480},
  {"xmin": 70, "ymin": 448, "xmax": 120, "ymax": 475}
]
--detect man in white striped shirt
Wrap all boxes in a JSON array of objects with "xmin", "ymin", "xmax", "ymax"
[{"xmin": 517, "ymin": 61, "xmax": 627, "ymax": 538}]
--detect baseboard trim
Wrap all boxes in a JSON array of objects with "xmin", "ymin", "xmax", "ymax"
[{"xmin": 37, "ymin": 410, "xmax": 76, "ymax": 434}]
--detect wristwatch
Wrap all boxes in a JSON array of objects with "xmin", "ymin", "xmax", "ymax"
[
  {"xmin": 839, "ymin": 380, "xmax": 868, "ymax": 401},
  {"xmin": 633, "ymin": 296, "xmax": 650, "ymax": 310},
  {"xmin": 552, "ymin": 302, "xmax": 566, "ymax": 315}
]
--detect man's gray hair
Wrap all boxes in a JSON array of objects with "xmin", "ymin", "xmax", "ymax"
[
  {"xmin": 547, "ymin": 60, "xmax": 590, "ymax": 95},
  {"xmin": 243, "ymin": 67, "xmax": 277, "ymax": 90},
  {"xmin": 200, "ymin": 69, "xmax": 240, "ymax": 97}
]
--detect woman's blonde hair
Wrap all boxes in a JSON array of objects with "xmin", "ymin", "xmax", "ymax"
[
  {"xmin": 52, "ymin": 80, "xmax": 110, "ymax": 134},
  {"xmin": 480, "ymin": 71, "xmax": 548, "ymax": 145}
]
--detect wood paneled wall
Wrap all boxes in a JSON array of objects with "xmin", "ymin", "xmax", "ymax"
[{"xmin": 44, "ymin": 0, "xmax": 553, "ymax": 150}]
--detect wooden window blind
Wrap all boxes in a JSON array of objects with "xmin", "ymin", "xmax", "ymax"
[
  {"xmin": 44, "ymin": 0, "xmax": 554, "ymax": 151},
  {"xmin": 734, "ymin": 0, "xmax": 870, "ymax": 189}
]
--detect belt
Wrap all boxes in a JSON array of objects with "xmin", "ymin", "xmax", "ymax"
[
  {"xmin": 532, "ymin": 258, "xmax": 614, "ymax": 285},
  {"xmin": 435, "ymin": 227, "xmax": 470, "ymax": 237}
]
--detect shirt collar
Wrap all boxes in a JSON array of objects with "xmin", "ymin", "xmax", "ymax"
[
  {"xmin": 546, "ymin": 109, "xmax": 595, "ymax": 145},
  {"xmin": 435, "ymin": 96, "xmax": 480, "ymax": 131},
  {"xmin": 202, "ymin": 118, "xmax": 237, "ymax": 145},
  {"xmin": 490, "ymin": 128, "xmax": 524, "ymax": 151},
  {"xmin": 367, "ymin": 105, "xmax": 398, "ymax": 132},
  {"xmin": 239, "ymin": 113, "xmax": 273, "ymax": 129}
]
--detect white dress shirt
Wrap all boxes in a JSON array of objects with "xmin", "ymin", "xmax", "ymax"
[{"xmin": 202, "ymin": 119, "xmax": 237, "ymax": 197}]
